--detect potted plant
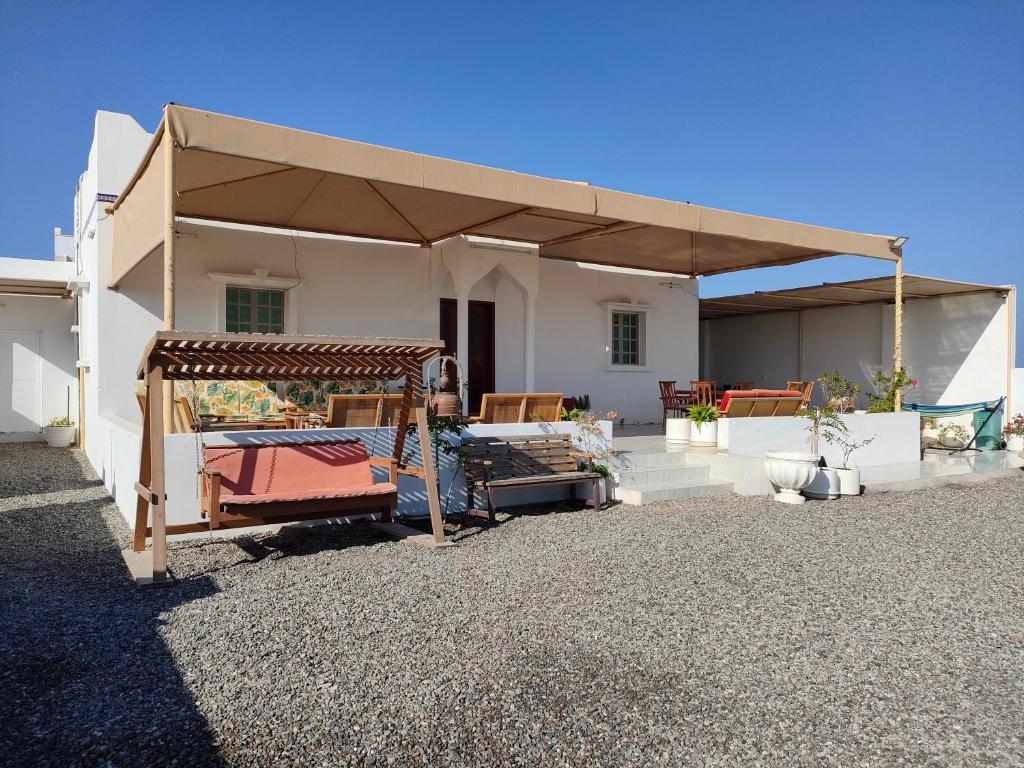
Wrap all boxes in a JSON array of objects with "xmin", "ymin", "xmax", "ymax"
[
  {"xmin": 921, "ymin": 416, "xmax": 940, "ymax": 446},
  {"xmin": 938, "ymin": 422, "xmax": 970, "ymax": 449},
  {"xmin": 563, "ymin": 408, "xmax": 615, "ymax": 503},
  {"xmin": 827, "ymin": 429, "xmax": 875, "ymax": 496},
  {"xmin": 799, "ymin": 405, "xmax": 845, "ymax": 500},
  {"xmin": 866, "ymin": 367, "xmax": 916, "ymax": 413},
  {"xmin": 687, "ymin": 404, "xmax": 719, "ymax": 447},
  {"xmin": 1003, "ymin": 414, "xmax": 1024, "ymax": 453},
  {"xmin": 43, "ymin": 416, "xmax": 76, "ymax": 448},
  {"xmin": 818, "ymin": 370, "xmax": 861, "ymax": 414}
]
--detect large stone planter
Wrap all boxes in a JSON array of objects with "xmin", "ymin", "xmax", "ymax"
[
  {"xmin": 665, "ymin": 417, "xmax": 691, "ymax": 445},
  {"xmin": 764, "ymin": 451, "xmax": 819, "ymax": 505}
]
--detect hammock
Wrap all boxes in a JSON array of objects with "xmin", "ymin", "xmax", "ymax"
[
  {"xmin": 903, "ymin": 397, "xmax": 1005, "ymax": 454},
  {"xmin": 901, "ymin": 398, "xmax": 1004, "ymax": 417}
]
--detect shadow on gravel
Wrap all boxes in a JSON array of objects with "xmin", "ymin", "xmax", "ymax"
[{"xmin": 0, "ymin": 447, "xmax": 225, "ymax": 767}]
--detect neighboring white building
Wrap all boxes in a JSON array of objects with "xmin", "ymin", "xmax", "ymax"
[{"xmin": 0, "ymin": 256, "xmax": 78, "ymax": 441}]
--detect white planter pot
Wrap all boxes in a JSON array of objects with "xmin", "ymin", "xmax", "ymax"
[
  {"xmin": 835, "ymin": 467, "xmax": 861, "ymax": 496},
  {"xmin": 1005, "ymin": 434, "xmax": 1024, "ymax": 453},
  {"xmin": 690, "ymin": 421, "xmax": 718, "ymax": 447},
  {"xmin": 940, "ymin": 435, "xmax": 967, "ymax": 449},
  {"xmin": 43, "ymin": 426, "xmax": 76, "ymax": 448},
  {"xmin": 764, "ymin": 451, "xmax": 819, "ymax": 505},
  {"xmin": 804, "ymin": 467, "xmax": 840, "ymax": 500},
  {"xmin": 576, "ymin": 477, "xmax": 608, "ymax": 506},
  {"xmin": 665, "ymin": 417, "xmax": 691, "ymax": 445}
]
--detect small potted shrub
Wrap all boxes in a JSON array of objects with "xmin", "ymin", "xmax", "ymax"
[
  {"xmin": 687, "ymin": 404, "xmax": 719, "ymax": 447},
  {"xmin": 920, "ymin": 416, "xmax": 940, "ymax": 446},
  {"xmin": 1003, "ymin": 414, "xmax": 1024, "ymax": 453},
  {"xmin": 43, "ymin": 416, "xmax": 76, "ymax": 448},
  {"xmin": 828, "ymin": 430, "xmax": 875, "ymax": 496},
  {"xmin": 938, "ymin": 422, "xmax": 970, "ymax": 449}
]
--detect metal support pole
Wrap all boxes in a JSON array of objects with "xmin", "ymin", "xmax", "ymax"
[{"xmin": 893, "ymin": 254, "xmax": 904, "ymax": 411}]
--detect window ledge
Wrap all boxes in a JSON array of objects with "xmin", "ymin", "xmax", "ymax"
[{"xmin": 604, "ymin": 364, "xmax": 651, "ymax": 372}]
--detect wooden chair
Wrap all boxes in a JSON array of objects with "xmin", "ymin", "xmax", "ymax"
[
  {"xmin": 786, "ymin": 380, "xmax": 815, "ymax": 408},
  {"xmin": 690, "ymin": 381, "xmax": 718, "ymax": 407},
  {"xmin": 463, "ymin": 433, "xmax": 601, "ymax": 522},
  {"xmin": 475, "ymin": 393, "xmax": 564, "ymax": 424},
  {"xmin": 137, "ymin": 392, "xmax": 196, "ymax": 433},
  {"xmin": 658, "ymin": 380, "xmax": 688, "ymax": 425},
  {"xmin": 326, "ymin": 393, "xmax": 405, "ymax": 428}
]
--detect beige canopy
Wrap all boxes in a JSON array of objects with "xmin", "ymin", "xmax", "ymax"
[
  {"xmin": 110, "ymin": 104, "xmax": 901, "ymax": 287},
  {"xmin": 699, "ymin": 274, "xmax": 1008, "ymax": 320}
]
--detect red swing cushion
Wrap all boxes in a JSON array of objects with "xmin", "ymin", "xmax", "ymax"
[{"xmin": 203, "ymin": 439, "xmax": 396, "ymax": 506}]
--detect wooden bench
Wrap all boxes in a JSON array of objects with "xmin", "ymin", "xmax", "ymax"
[
  {"xmin": 200, "ymin": 438, "xmax": 398, "ymax": 529},
  {"xmin": 463, "ymin": 433, "xmax": 601, "ymax": 522},
  {"xmin": 718, "ymin": 389, "xmax": 804, "ymax": 417},
  {"xmin": 473, "ymin": 393, "xmax": 564, "ymax": 424}
]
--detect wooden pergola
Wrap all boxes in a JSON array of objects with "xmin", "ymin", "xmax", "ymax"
[{"xmin": 129, "ymin": 331, "xmax": 446, "ymax": 585}]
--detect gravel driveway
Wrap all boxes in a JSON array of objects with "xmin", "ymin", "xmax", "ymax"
[{"xmin": 1, "ymin": 443, "xmax": 1022, "ymax": 767}]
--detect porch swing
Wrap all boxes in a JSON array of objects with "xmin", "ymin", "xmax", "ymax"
[{"xmin": 126, "ymin": 331, "xmax": 448, "ymax": 586}]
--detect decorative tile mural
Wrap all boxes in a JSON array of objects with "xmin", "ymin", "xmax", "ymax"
[{"xmin": 159, "ymin": 379, "xmax": 393, "ymax": 416}]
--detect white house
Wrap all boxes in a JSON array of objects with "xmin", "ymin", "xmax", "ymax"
[{"xmin": 0, "ymin": 105, "xmax": 1017, "ymax": 534}]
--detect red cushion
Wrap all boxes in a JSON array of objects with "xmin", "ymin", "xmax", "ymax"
[
  {"xmin": 205, "ymin": 440, "xmax": 376, "ymax": 500},
  {"xmin": 719, "ymin": 389, "xmax": 803, "ymax": 411},
  {"xmin": 221, "ymin": 482, "xmax": 397, "ymax": 506}
]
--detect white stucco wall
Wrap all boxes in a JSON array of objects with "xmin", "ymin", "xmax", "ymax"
[
  {"xmin": 0, "ymin": 293, "xmax": 78, "ymax": 440},
  {"xmin": 702, "ymin": 290, "xmax": 1013, "ymax": 412}
]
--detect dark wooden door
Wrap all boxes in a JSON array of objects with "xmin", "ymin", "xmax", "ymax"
[{"xmin": 439, "ymin": 299, "xmax": 495, "ymax": 415}]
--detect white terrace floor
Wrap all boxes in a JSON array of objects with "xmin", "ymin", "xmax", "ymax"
[{"xmin": 610, "ymin": 424, "xmax": 1024, "ymax": 503}]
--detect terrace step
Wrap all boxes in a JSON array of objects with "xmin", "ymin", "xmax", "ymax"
[
  {"xmin": 608, "ymin": 450, "xmax": 693, "ymax": 470},
  {"xmin": 613, "ymin": 479, "xmax": 734, "ymax": 505},
  {"xmin": 612, "ymin": 464, "xmax": 711, "ymax": 487}
]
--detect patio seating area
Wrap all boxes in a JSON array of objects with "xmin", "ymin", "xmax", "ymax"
[{"xmin": 3, "ymin": 442, "xmax": 1022, "ymax": 766}]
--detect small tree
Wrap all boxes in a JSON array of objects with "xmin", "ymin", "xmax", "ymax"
[
  {"xmin": 826, "ymin": 429, "xmax": 875, "ymax": 469},
  {"xmin": 818, "ymin": 370, "xmax": 861, "ymax": 413},
  {"xmin": 866, "ymin": 367, "xmax": 916, "ymax": 413},
  {"xmin": 798, "ymin": 404, "xmax": 847, "ymax": 455}
]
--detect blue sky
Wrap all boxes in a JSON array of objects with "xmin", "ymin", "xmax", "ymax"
[{"xmin": 2, "ymin": 2, "xmax": 1021, "ymax": 353}]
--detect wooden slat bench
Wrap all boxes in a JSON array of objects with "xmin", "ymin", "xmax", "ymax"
[
  {"xmin": 463, "ymin": 433, "xmax": 601, "ymax": 522},
  {"xmin": 472, "ymin": 393, "xmax": 564, "ymax": 424}
]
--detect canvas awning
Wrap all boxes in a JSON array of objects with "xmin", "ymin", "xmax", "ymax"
[
  {"xmin": 109, "ymin": 105, "xmax": 902, "ymax": 287},
  {"xmin": 699, "ymin": 274, "xmax": 1008, "ymax": 320}
]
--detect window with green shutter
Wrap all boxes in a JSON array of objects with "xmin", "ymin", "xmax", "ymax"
[{"xmin": 225, "ymin": 287, "xmax": 285, "ymax": 333}]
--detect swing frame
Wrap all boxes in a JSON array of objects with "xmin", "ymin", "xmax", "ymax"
[{"xmin": 126, "ymin": 330, "xmax": 447, "ymax": 586}]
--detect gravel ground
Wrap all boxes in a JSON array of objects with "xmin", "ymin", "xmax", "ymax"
[{"xmin": 1, "ymin": 443, "xmax": 1022, "ymax": 767}]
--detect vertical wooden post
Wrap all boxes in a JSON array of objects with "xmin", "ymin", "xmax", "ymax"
[
  {"xmin": 149, "ymin": 365, "xmax": 168, "ymax": 581},
  {"xmin": 162, "ymin": 126, "xmax": 176, "ymax": 433},
  {"xmin": 133, "ymin": 380, "xmax": 152, "ymax": 552},
  {"xmin": 392, "ymin": 368, "xmax": 417, "ymax": 466},
  {"xmin": 893, "ymin": 254, "xmax": 904, "ymax": 411},
  {"xmin": 414, "ymin": 404, "xmax": 446, "ymax": 545}
]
